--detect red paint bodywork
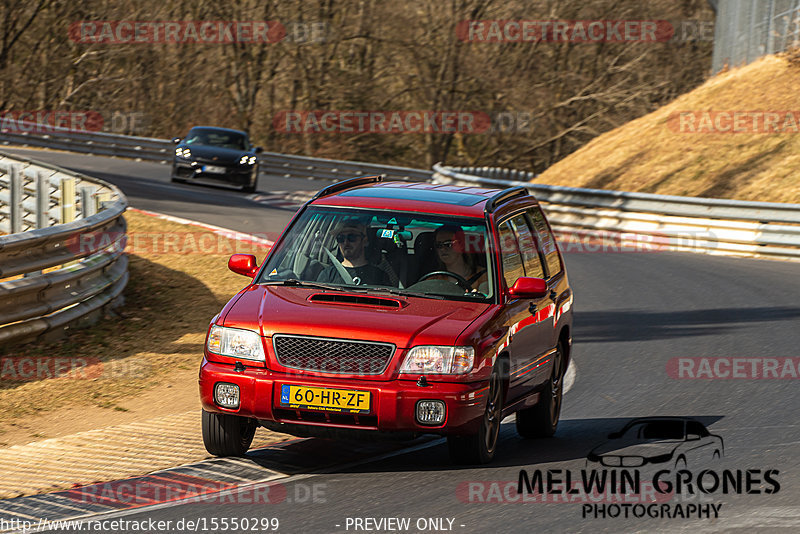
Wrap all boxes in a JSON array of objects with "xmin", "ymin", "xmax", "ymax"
[{"xmin": 199, "ymin": 181, "xmax": 573, "ymax": 438}]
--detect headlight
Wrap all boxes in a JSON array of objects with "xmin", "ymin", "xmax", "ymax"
[
  {"xmin": 206, "ymin": 325, "xmax": 265, "ymax": 362},
  {"xmin": 239, "ymin": 155, "xmax": 256, "ymax": 165},
  {"xmin": 175, "ymin": 148, "xmax": 191, "ymax": 159},
  {"xmin": 399, "ymin": 346, "xmax": 474, "ymax": 374}
]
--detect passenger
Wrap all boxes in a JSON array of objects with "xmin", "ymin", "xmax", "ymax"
[
  {"xmin": 317, "ymin": 219, "xmax": 391, "ymax": 286},
  {"xmin": 432, "ymin": 225, "xmax": 488, "ymax": 292}
]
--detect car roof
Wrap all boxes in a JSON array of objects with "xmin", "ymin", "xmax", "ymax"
[
  {"xmin": 187, "ymin": 125, "xmax": 248, "ymax": 136},
  {"xmin": 311, "ymin": 180, "xmax": 534, "ymax": 217}
]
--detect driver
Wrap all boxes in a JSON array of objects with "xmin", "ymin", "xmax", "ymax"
[
  {"xmin": 317, "ymin": 219, "xmax": 391, "ymax": 286},
  {"xmin": 431, "ymin": 225, "xmax": 488, "ymax": 292}
]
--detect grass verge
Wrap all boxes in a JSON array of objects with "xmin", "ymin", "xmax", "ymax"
[{"xmin": 0, "ymin": 210, "xmax": 269, "ymax": 442}]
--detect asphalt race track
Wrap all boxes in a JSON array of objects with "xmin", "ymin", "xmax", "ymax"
[{"xmin": 3, "ymin": 148, "xmax": 799, "ymax": 533}]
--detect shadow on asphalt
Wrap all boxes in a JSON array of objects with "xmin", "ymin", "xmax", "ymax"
[
  {"xmin": 576, "ymin": 306, "xmax": 800, "ymax": 342},
  {"xmin": 242, "ymin": 415, "xmax": 726, "ymax": 474}
]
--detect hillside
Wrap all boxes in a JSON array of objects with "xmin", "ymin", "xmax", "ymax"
[{"xmin": 535, "ymin": 53, "xmax": 800, "ymax": 203}]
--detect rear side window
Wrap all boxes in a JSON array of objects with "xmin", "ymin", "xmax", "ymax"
[
  {"xmin": 527, "ymin": 207, "xmax": 562, "ymax": 276},
  {"xmin": 508, "ymin": 214, "xmax": 545, "ymax": 279},
  {"xmin": 498, "ymin": 221, "xmax": 525, "ymax": 289}
]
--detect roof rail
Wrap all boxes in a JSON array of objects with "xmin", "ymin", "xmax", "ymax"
[
  {"xmin": 312, "ymin": 175, "xmax": 384, "ymax": 200},
  {"xmin": 484, "ymin": 186, "xmax": 529, "ymax": 213}
]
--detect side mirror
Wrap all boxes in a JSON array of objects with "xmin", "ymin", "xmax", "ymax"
[
  {"xmin": 172, "ymin": 137, "xmax": 181, "ymax": 144},
  {"xmin": 687, "ymin": 433, "xmax": 702, "ymax": 441},
  {"xmin": 508, "ymin": 277, "xmax": 548, "ymax": 299},
  {"xmin": 254, "ymin": 146, "xmax": 264, "ymax": 154},
  {"xmin": 228, "ymin": 254, "xmax": 259, "ymax": 277}
]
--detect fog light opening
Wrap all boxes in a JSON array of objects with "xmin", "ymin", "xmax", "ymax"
[
  {"xmin": 214, "ymin": 382, "xmax": 240, "ymax": 408},
  {"xmin": 416, "ymin": 400, "xmax": 446, "ymax": 425}
]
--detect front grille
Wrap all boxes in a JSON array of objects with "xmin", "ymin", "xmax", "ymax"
[{"xmin": 273, "ymin": 335, "xmax": 395, "ymax": 375}]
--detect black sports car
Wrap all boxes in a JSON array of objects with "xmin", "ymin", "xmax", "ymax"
[{"xmin": 170, "ymin": 126, "xmax": 262, "ymax": 193}]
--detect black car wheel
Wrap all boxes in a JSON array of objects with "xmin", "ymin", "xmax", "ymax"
[
  {"xmin": 516, "ymin": 341, "xmax": 564, "ymax": 438},
  {"xmin": 202, "ymin": 410, "xmax": 257, "ymax": 457},
  {"xmin": 448, "ymin": 364, "xmax": 503, "ymax": 464}
]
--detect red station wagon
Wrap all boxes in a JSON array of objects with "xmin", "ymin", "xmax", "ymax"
[{"xmin": 199, "ymin": 176, "xmax": 573, "ymax": 464}]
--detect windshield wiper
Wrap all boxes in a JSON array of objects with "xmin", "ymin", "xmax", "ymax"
[
  {"xmin": 262, "ymin": 279, "xmax": 346, "ymax": 291},
  {"xmin": 357, "ymin": 286, "xmax": 447, "ymax": 300}
]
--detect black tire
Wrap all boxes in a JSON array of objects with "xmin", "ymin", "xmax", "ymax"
[
  {"xmin": 202, "ymin": 410, "xmax": 257, "ymax": 457},
  {"xmin": 516, "ymin": 341, "xmax": 564, "ymax": 438},
  {"xmin": 448, "ymin": 365, "xmax": 503, "ymax": 464},
  {"xmin": 242, "ymin": 174, "xmax": 257, "ymax": 193}
]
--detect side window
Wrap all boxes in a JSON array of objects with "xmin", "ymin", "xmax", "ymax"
[
  {"xmin": 508, "ymin": 214, "xmax": 545, "ymax": 279},
  {"xmin": 527, "ymin": 207, "xmax": 562, "ymax": 276},
  {"xmin": 498, "ymin": 221, "xmax": 525, "ymax": 289},
  {"xmin": 686, "ymin": 421, "xmax": 709, "ymax": 438}
]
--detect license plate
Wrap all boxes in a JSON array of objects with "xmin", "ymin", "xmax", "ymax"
[
  {"xmin": 279, "ymin": 384, "xmax": 370, "ymax": 414},
  {"xmin": 202, "ymin": 165, "xmax": 226, "ymax": 174}
]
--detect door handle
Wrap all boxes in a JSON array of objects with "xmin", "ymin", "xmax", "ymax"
[{"xmin": 549, "ymin": 290, "xmax": 558, "ymax": 301}]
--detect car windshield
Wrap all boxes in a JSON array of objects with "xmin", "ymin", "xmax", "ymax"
[
  {"xmin": 624, "ymin": 420, "xmax": 685, "ymax": 440},
  {"xmin": 257, "ymin": 206, "xmax": 494, "ymax": 302},
  {"xmin": 184, "ymin": 128, "xmax": 248, "ymax": 150}
]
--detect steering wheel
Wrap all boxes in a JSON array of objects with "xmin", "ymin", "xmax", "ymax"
[{"xmin": 418, "ymin": 271, "xmax": 472, "ymax": 291}]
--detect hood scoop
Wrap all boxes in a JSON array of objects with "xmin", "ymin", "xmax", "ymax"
[{"xmin": 308, "ymin": 292, "xmax": 403, "ymax": 308}]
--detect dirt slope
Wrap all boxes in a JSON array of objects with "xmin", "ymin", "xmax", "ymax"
[{"xmin": 535, "ymin": 53, "xmax": 800, "ymax": 203}]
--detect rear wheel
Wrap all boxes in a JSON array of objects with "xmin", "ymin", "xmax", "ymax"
[
  {"xmin": 202, "ymin": 410, "xmax": 257, "ymax": 456},
  {"xmin": 516, "ymin": 341, "xmax": 564, "ymax": 438},
  {"xmin": 448, "ymin": 365, "xmax": 503, "ymax": 464}
]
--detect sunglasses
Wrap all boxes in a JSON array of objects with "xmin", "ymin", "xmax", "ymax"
[
  {"xmin": 435, "ymin": 240, "xmax": 457, "ymax": 249},
  {"xmin": 336, "ymin": 233, "xmax": 364, "ymax": 243}
]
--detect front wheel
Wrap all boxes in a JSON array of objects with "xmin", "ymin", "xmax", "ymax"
[
  {"xmin": 242, "ymin": 174, "xmax": 257, "ymax": 193},
  {"xmin": 202, "ymin": 410, "xmax": 257, "ymax": 456},
  {"xmin": 448, "ymin": 365, "xmax": 503, "ymax": 464},
  {"xmin": 516, "ymin": 341, "xmax": 564, "ymax": 438}
]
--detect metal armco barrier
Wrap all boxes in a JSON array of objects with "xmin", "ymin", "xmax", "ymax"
[
  {"xmin": 433, "ymin": 164, "xmax": 800, "ymax": 261},
  {"xmin": 0, "ymin": 152, "xmax": 128, "ymax": 348},
  {"xmin": 0, "ymin": 121, "xmax": 431, "ymax": 183},
  {"xmin": 3, "ymin": 121, "xmax": 800, "ymax": 263}
]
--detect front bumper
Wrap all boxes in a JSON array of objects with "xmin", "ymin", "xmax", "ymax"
[
  {"xmin": 199, "ymin": 358, "xmax": 488, "ymax": 437},
  {"xmin": 172, "ymin": 160, "xmax": 256, "ymax": 186}
]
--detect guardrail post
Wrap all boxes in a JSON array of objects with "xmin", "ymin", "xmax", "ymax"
[
  {"xmin": 95, "ymin": 191, "xmax": 111, "ymax": 212},
  {"xmin": 36, "ymin": 171, "xmax": 49, "ymax": 229},
  {"xmin": 9, "ymin": 165, "xmax": 22, "ymax": 234},
  {"xmin": 60, "ymin": 177, "xmax": 76, "ymax": 223},
  {"xmin": 80, "ymin": 186, "xmax": 96, "ymax": 218}
]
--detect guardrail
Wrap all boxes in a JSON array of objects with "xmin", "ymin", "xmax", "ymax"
[
  {"xmin": 0, "ymin": 152, "xmax": 128, "ymax": 348},
  {"xmin": 3, "ymin": 122, "xmax": 799, "ymax": 262},
  {"xmin": 0, "ymin": 122, "xmax": 431, "ymax": 183},
  {"xmin": 433, "ymin": 164, "xmax": 800, "ymax": 261}
]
